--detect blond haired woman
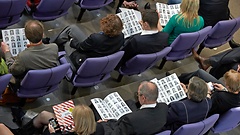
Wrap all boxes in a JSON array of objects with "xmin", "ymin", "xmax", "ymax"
[
  {"xmin": 162, "ymin": 0, "xmax": 204, "ymax": 44},
  {"xmin": 0, "ymin": 105, "xmax": 104, "ymax": 135}
]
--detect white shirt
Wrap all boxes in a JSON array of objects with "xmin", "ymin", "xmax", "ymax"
[
  {"xmin": 141, "ymin": 30, "xmax": 158, "ymax": 36},
  {"xmin": 140, "ymin": 103, "xmax": 157, "ymax": 109}
]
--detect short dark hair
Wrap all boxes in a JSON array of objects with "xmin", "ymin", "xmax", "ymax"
[
  {"xmin": 188, "ymin": 77, "xmax": 208, "ymax": 102},
  {"xmin": 100, "ymin": 14, "xmax": 123, "ymax": 37},
  {"xmin": 139, "ymin": 81, "xmax": 158, "ymax": 101},
  {"xmin": 25, "ymin": 20, "xmax": 44, "ymax": 43},
  {"xmin": 141, "ymin": 9, "xmax": 159, "ymax": 29}
]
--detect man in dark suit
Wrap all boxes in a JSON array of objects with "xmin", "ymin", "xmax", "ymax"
[
  {"xmin": 165, "ymin": 77, "xmax": 212, "ymax": 132},
  {"xmin": 116, "ymin": 9, "xmax": 169, "ymax": 68},
  {"xmin": 198, "ymin": 0, "xmax": 230, "ymax": 27},
  {"xmin": 99, "ymin": 81, "xmax": 168, "ymax": 135}
]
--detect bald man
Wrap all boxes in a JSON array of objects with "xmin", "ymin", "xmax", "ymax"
[{"xmin": 99, "ymin": 81, "xmax": 168, "ymax": 135}]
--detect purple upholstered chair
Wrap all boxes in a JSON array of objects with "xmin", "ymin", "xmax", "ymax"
[
  {"xmin": 77, "ymin": 0, "xmax": 113, "ymax": 21},
  {"xmin": 117, "ymin": 47, "xmax": 172, "ymax": 82},
  {"xmin": 59, "ymin": 51, "xmax": 124, "ymax": 95},
  {"xmin": 197, "ymin": 17, "xmax": 240, "ymax": 54},
  {"xmin": 0, "ymin": 74, "xmax": 12, "ymax": 99},
  {"xmin": 17, "ymin": 64, "xmax": 70, "ymax": 101},
  {"xmin": 159, "ymin": 26, "xmax": 212, "ymax": 69},
  {"xmin": 155, "ymin": 130, "xmax": 171, "ymax": 135},
  {"xmin": 211, "ymin": 107, "xmax": 240, "ymax": 133},
  {"xmin": 0, "ymin": 0, "xmax": 27, "ymax": 28},
  {"xmin": 173, "ymin": 114, "xmax": 219, "ymax": 135},
  {"xmin": 26, "ymin": 0, "xmax": 76, "ymax": 21}
]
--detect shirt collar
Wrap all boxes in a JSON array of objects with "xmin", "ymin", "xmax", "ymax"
[
  {"xmin": 140, "ymin": 103, "xmax": 157, "ymax": 109},
  {"xmin": 141, "ymin": 30, "xmax": 158, "ymax": 35}
]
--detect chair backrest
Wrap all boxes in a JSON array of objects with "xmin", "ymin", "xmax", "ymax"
[
  {"xmin": 212, "ymin": 107, "xmax": 240, "ymax": 133},
  {"xmin": 17, "ymin": 64, "xmax": 70, "ymax": 98},
  {"xmin": 119, "ymin": 47, "xmax": 171, "ymax": 75},
  {"xmin": 203, "ymin": 18, "xmax": 240, "ymax": 48},
  {"xmin": 80, "ymin": 0, "xmax": 113, "ymax": 9},
  {"xmin": 0, "ymin": 0, "xmax": 27, "ymax": 28},
  {"xmin": 200, "ymin": 114, "xmax": 219, "ymax": 135},
  {"xmin": 71, "ymin": 51, "xmax": 124, "ymax": 87},
  {"xmin": 166, "ymin": 26, "xmax": 212, "ymax": 61},
  {"xmin": 173, "ymin": 114, "xmax": 219, "ymax": 135},
  {"xmin": 32, "ymin": 0, "xmax": 76, "ymax": 21},
  {"xmin": 155, "ymin": 130, "xmax": 171, "ymax": 135},
  {"xmin": 0, "ymin": 74, "xmax": 12, "ymax": 99}
]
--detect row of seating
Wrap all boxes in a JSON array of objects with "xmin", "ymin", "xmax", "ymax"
[
  {"xmin": 156, "ymin": 107, "xmax": 240, "ymax": 135},
  {"xmin": 0, "ymin": 64, "xmax": 70, "ymax": 105},
  {"xmin": 1, "ymin": 16, "xmax": 240, "ymax": 100},
  {"xmin": 0, "ymin": 0, "xmax": 113, "ymax": 28}
]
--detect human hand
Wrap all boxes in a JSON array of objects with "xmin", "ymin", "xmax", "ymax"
[
  {"xmin": 237, "ymin": 64, "xmax": 240, "ymax": 73},
  {"xmin": 180, "ymin": 83, "xmax": 188, "ymax": 93},
  {"xmin": 212, "ymin": 83, "xmax": 225, "ymax": 91},
  {"xmin": 97, "ymin": 119, "xmax": 108, "ymax": 123},
  {"xmin": 48, "ymin": 123, "xmax": 56, "ymax": 133},
  {"xmin": 1, "ymin": 42, "xmax": 10, "ymax": 53},
  {"xmin": 123, "ymin": 1, "xmax": 138, "ymax": 8}
]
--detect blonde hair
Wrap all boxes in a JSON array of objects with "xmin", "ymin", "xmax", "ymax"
[
  {"xmin": 72, "ymin": 105, "xmax": 96, "ymax": 135},
  {"xmin": 177, "ymin": 0, "xmax": 200, "ymax": 28},
  {"xmin": 224, "ymin": 69, "xmax": 240, "ymax": 93}
]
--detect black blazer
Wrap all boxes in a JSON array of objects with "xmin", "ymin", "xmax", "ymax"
[
  {"xmin": 102, "ymin": 103, "xmax": 168, "ymax": 135},
  {"xmin": 198, "ymin": 0, "xmax": 229, "ymax": 26},
  {"xmin": 166, "ymin": 98, "xmax": 212, "ymax": 132},
  {"xmin": 118, "ymin": 32, "xmax": 169, "ymax": 67},
  {"xmin": 69, "ymin": 32, "xmax": 124, "ymax": 68},
  {"xmin": 209, "ymin": 91, "xmax": 240, "ymax": 116}
]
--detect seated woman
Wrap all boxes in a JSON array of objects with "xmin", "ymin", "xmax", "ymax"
[
  {"xmin": 165, "ymin": 76, "xmax": 212, "ymax": 132},
  {"xmin": 161, "ymin": 0, "xmax": 204, "ymax": 44},
  {"xmin": 0, "ymin": 105, "xmax": 104, "ymax": 135},
  {"xmin": 53, "ymin": 14, "xmax": 124, "ymax": 68}
]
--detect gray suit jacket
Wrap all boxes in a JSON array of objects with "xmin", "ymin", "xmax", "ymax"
[{"xmin": 5, "ymin": 43, "xmax": 58, "ymax": 83}]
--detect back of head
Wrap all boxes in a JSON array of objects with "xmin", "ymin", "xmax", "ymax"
[
  {"xmin": 179, "ymin": 0, "xmax": 200, "ymax": 27},
  {"xmin": 224, "ymin": 69, "xmax": 240, "ymax": 93},
  {"xmin": 139, "ymin": 81, "xmax": 158, "ymax": 102},
  {"xmin": 25, "ymin": 20, "xmax": 44, "ymax": 43},
  {"xmin": 188, "ymin": 76, "xmax": 208, "ymax": 102},
  {"xmin": 72, "ymin": 105, "xmax": 96, "ymax": 135},
  {"xmin": 100, "ymin": 14, "xmax": 123, "ymax": 37},
  {"xmin": 141, "ymin": 9, "xmax": 159, "ymax": 29}
]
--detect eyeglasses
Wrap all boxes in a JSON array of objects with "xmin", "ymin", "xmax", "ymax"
[{"xmin": 135, "ymin": 92, "xmax": 143, "ymax": 97}]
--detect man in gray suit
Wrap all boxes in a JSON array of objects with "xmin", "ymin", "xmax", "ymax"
[{"xmin": 1, "ymin": 20, "xmax": 58, "ymax": 88}]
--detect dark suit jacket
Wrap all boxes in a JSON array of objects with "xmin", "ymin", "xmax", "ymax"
[
  {"xmin": 118, "ymin": 32, "xmax": 169, "ymax": 67},
  {"xmin": 166, "ymin": 98, "xmax": 212, "ymax": 132},
  {"xmin": 101, "ymin": 103, "xmax": 168, "ymax": 135},
  {"xmin": 71, "ymin": 32, "xmax": 124, "ymax": 57},
  {"xmin": 208, "ymin": 91, "xmax": 240, "ymax": 116},
  {"xmin": 69, "ymin": 32, "xmax": 124, "ymax": 68},
  {"xmin": 198, "ymin": 0, "xmax": 230, "ymax": 26}
]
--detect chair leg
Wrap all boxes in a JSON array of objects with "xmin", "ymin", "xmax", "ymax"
[
  {"xmin": 197, "ymin": 43, "xmax": 204, "ymax": 54},
  {"xmin": 71, "ymin": 86, "xmax": 78, "ymax": 95},
  {"xmin": 117, "ymin": 74, "xmax": 123, "ymax": 82},
  {"xmin": 77, "ymin": 8, "xmax": 86, "ymax": 21},
  {"xmin": 158, "ymin": 58, "xmax": 167, "ymax": 70}
]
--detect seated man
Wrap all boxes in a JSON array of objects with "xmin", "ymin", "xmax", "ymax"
[
  {"xmin": 98, "ymin": 81, "xmax": 168, "ymax": 135},
  {"xmin": 192, "ymin": 48, "xmax": 240, "ymax": 79},
  {"xmin": 165, "ymin": 76, "xmax": 211, "ymax": 132},
  {"xmin": 116, "ymin": 9, "xmax": 169, "ymax": 68},
  {"xmin": 178, "ymin": 69, "xmax": 240, "ymax": 116},
  {"xmin": 1, "ymin": 20, "xmax": 58, "ymax": 88}
]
